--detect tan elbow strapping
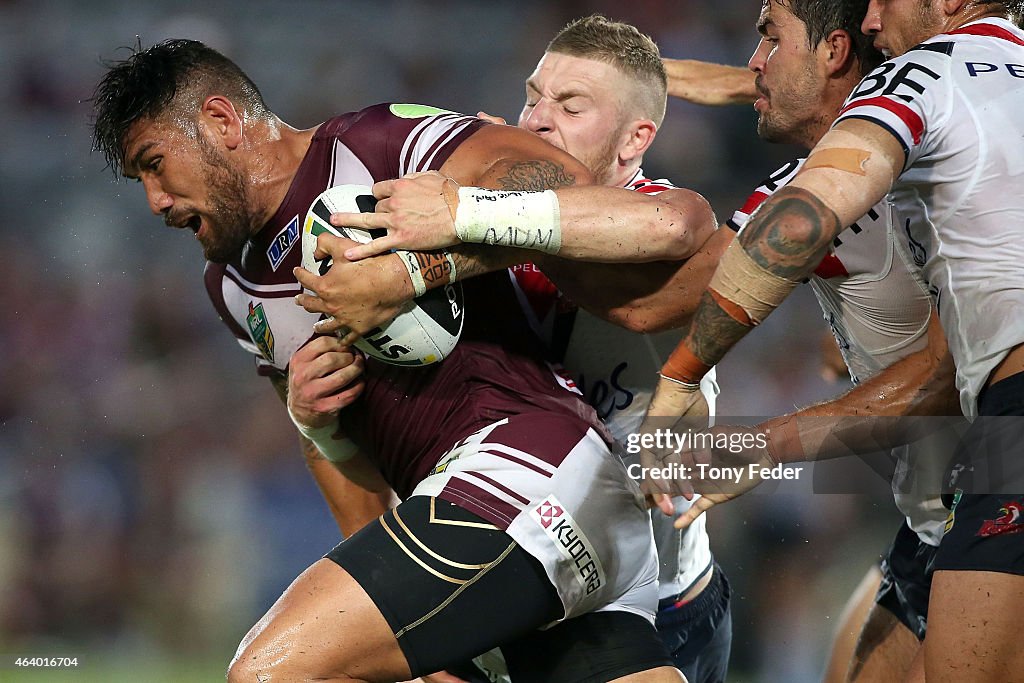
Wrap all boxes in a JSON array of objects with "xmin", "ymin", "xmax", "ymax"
[{"xmin": 709, "ymin": 241, "xmax": 799, "ymax": 325}]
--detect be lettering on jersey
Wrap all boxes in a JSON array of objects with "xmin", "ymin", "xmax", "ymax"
[
  {"xmin": 534, "ymin": 496, "xmax": 604, "ymax": 595},
  {"xmin": 839, "ymin": 58, "xmax": 940, "ymax": 153}
]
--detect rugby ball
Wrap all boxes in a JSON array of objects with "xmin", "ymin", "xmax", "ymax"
[{"xmin": 301, "ymin": 184, "xmax": 464, "ymax": 366}]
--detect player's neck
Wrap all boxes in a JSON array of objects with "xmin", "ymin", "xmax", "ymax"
[
  {"xmin": 806, "ymin": 75, "xmax": 866, "ymax": 149},
  {"xmin": 605, "ymin": 160, "xmax": 642, "ymax": 188},
  {"xmin": 253, "ymin": 119, "xmax": 319, "ymax": 225},
  {"xmin": 943, "ymin": 4, "xmax": 1007, "ymax": 33}
]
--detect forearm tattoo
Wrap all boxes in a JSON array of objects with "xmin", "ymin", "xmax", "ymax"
[
  {"xmin": 686, "ymin": 186, "xmax": 842, "ymax": 367},
  {"xmin": 686, "ymin": 291, "xmax": 752, "ymax": 367},
  {"xmin": 497, "ymin": 160, "xmax": 575, "ymax": 191},
  {"xmin": 413, "ymin": 251, "xmax": 453, "ymax": 286},
  {"xmin": 738, "ymin": 186, "xmax": 842, "ymax": 281}
]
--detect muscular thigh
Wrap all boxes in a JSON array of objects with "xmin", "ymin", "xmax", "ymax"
[
  {"xmin": 848, "ymin": 602, "xmax": 919, "ymax": 683},
  {"xmin": 925, "ymin": 489, "xmax": 1024, "ymax": 682},
  {"xmin": 230, "ymin": 558, "xmax": 411, "ymax": 682},
  {"xmin": 926, "ymin": 570, "xmax": 1024, "ymax": 683},
  {"xmin": 823, "ymin": 565, "xmax": 880, "ymax": 683},
  {"xmin": 328, "ymin": 495, "xmax": 563, "ymax": 677}
]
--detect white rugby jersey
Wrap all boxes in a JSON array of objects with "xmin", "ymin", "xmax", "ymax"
[
  {"xmin": 729, "ymin": 159, "xmax": 933, "ymax": 383},
  {"xmin": 510, "ymin": 168, "xmax": 718, "ymax": 597},
  {"xmin": 834, "ymin": 17, "xmax": 1024, "ymax": 417},
  {"xmin": 731, "ymin": 161, "xmax": 950, "ymax": 544}
]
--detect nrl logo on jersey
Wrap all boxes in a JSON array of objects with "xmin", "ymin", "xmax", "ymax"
[
  {"xmin": 533, "ymin": 496, "xmax": 604, "ymax": 595},
  {"xmin": 247, "ymin": 301, "xmax": 275, "ymax": 362},
  {"xmin": 267, "ymin": 215, "xmax": 300, "ymax": 271}
]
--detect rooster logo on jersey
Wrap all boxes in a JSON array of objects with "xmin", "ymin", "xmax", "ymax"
[
  {"xmin": 977, "ymin": 500, "xmax": 1024, "ymax": 538},
  {"xmin": 246, "ymin": 301, "xmax": 275, "ymax": 363}
]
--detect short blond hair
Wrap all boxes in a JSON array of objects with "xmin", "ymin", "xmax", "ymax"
[{"xmin": 547, "ymin": 14, "xmax": 667, "ymax": 126}]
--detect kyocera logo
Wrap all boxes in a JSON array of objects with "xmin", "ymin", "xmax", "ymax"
[{"xmin": 534, "ymin": 496, "xmax": 604, "ymax": 595}]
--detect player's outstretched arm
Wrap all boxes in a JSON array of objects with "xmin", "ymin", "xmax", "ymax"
[
  {"xmin": 760, "ymin": 311, "xmax": 960, "ymax": 463},
  {"xmin": 663, "ymin": 58, "xmax": 757, "ymax": 106},
  {"xmin": 294, "ymin": 123, "xmax": 588, "ymax": 338},
  {"xmin": 337, "ymin": 172, "xmax": 714, "ymax": 264},
  {"xmin": 665, "ymin": 312, "xmax": 959, "ymax": 530},
  {"xmin": 334, "ymin": 123, "xmax": 713, "ymax": 263},
  {"xmin": 654, "ymin": 119, "xmax": 906, "ymax": 418},
  {"xmin": 539, "ymin": 223, "xmax": 733, "ymax": 333}
]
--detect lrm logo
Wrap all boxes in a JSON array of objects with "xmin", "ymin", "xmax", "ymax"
[{"xmin": 533, "ymin": 496, "xmax": 604, "ymax": 595}]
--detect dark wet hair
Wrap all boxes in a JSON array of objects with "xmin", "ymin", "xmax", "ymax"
[{"xmin": 91, "ymin": 39, "xmax": 269, "ymax": 175}]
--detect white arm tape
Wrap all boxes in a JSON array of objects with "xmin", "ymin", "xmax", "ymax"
[
  {"xmin": 288, "ymin": 409, "xmax": 359, "ymax": 463},
  {"xmin": 396, "ymin": 250, "xmax": 428, "ymax": 297},
  {"xmin": 395, "ymin": 248, "xmax": 458, "ymax": 297},
  {"xmin": 454, "ymin": 187, "xmax": 561, "ymax": 254}
]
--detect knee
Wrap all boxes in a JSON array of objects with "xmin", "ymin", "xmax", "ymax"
[
  {"xmin": 226, "ymin": 646, "xmax": 259, "ymax": 683},
  {"xmin": 226, "ymin": 637, "xmax": 359, "ymax": 682},
  {"xmin": 226, "ymin": 638, "xmax": 287, "ymax": 682}
]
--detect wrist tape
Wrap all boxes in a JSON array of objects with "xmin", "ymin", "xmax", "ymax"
[
  {"xmin": 661, "ymin": 343, "xmax": 711, "ymax": 386},
  {"xmin": 396, "ymin": 249, "xmax": 458, "ymax": 297},
  {"xmin": 288, "ymin": 410, "xmax": 359, "ymax": 463},
  {"xmin": 454, "ymin": 187, "xmax": 561, "ymax": 254}
]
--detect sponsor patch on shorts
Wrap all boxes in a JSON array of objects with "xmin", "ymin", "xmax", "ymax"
[{"xmin": 533, "ymin": 496, "xmax": 604, "ymax": 595}]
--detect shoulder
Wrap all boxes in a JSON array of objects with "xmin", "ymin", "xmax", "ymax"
[
  {"xmin": 317, "ymin": 102, "xmax": 479, "ymax": 143},
  {"xmin": 440, "ymin": 123, "xmax": 591, "ymax": 187},
  {"xmin": 726, "ymin": 159, "xmax": 805, "ymax": 232}
]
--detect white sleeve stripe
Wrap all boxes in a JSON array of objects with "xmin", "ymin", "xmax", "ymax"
[
  {"xmin": 224, "ymin": 265, "xmax": 302, "ymax": 294},
  {"xmin": 416, "ymin": 119, "xmax": 476, "ymax": 173},
  {"xmin": 399, "ymin": 114, "xmax": 476, "ymax": 176}
]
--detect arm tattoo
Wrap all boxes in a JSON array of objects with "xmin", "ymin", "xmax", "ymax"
[
  {"xmin": 450, "ymin": 243, "xmax": 526, "ymax": 280},
  {"xmin": 738, "ymin": 186, "xmax": 843, "ymax": 281},
  {"xmin": 687, "ymin": 291, "xmax": 752, "ymax": 367},
  {"xmin": 497, "ymin": 160, "xmax": 575, "ymax": 191},
  {"xmin": 683, "ymin": 186, "xmax": 843, "ymax": 368},
  {"xmin": 413, "ymin": 251, "xmax": 453, "ymax": 285}
]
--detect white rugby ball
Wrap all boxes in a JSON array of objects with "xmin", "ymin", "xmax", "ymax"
[{"xmin": 301, "ymin": 184, "xmax": 464, "ymax": 366}]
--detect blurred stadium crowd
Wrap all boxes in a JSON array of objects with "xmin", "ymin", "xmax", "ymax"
[{"xmin": 0, "ymin": 0, "xmax": 902, "ymax": 679}]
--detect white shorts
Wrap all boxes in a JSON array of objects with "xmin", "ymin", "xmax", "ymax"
[{"xmin": 411, "ymin": 411, "xmax": 660, "ymax": 624}]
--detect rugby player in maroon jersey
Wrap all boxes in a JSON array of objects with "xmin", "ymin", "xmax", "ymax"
[{"xmin": 91, "ymin": 38, "xmax": 713, "ymax": 683}]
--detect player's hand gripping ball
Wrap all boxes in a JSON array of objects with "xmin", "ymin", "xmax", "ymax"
[{"xmin": 302, "ymin": 185, "xmax": 464, "ymax": 366}]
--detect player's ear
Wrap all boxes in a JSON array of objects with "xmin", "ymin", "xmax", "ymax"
[
  {"xmin": 941, "ymin": 0, "xmax": 970, "ymax": 17},
  {"xmin": 620, "ymin": 119, "xmax": 657, "ymax": 163},
  {"xmin": 823, "ymin": 29, "xmax": 854, "ymax": 77},
  {"xmin": 200, "ymin": 95, "xmax": 244, "ymax": 150}
]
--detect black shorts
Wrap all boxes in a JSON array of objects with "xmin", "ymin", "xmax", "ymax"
[
  {"xmin": 326, "ymin": 495, "xmax": 672, "ymax": 681},
  {"xmin": 875, "ymin": 522, "xmax": 938, "ymax": 640},
  {"xmin": 655, "ymin": 563, "xmax": 733, "ymax": 683},
  {"xmin": 936, "ymin": 372, "xmax": 1024, "ymax": 575},
  {"xmin": 935, "ymin": 492, "xmax": 1024, "ymax": 575}
]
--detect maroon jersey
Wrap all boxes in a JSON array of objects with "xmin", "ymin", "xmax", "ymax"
[{"xmin": 205, "ymin": 103, "xmax": 604, "ymax": 497}]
